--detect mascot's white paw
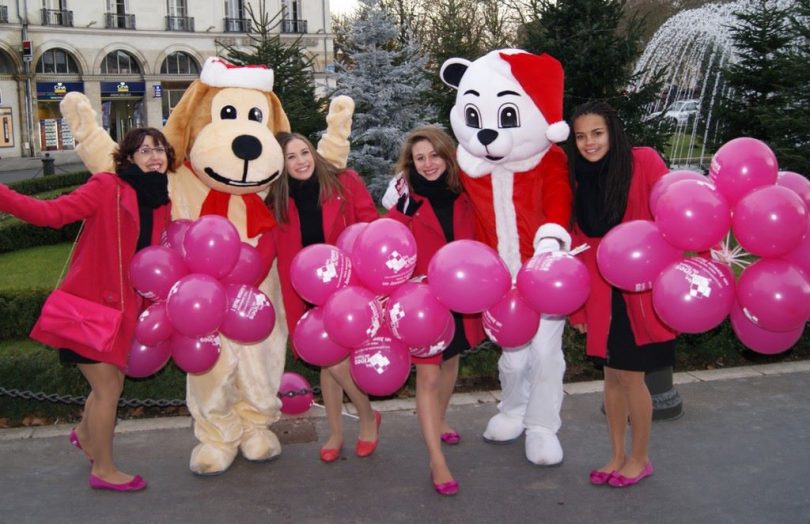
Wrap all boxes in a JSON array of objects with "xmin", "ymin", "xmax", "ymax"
[
  {"xmin": 525, "ymin": 430, "xmax": 563, "ymax": 466},
  {"xmin": 482, "ymin": 413, "xmax": 525, "ymax": 443},
  {"xmin": 239, "ymin": 428, "xmax": 282, "ymax": 462},
  {"xmin": 190, "ymin": 442, "xmax": 238, "ymax": 476}
]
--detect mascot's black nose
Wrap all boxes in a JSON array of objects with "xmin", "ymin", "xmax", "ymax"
[
  {"xmin": 477, "ymin": 129, "xmax": 499, "ymax": 146},
  {"xmin": 232, "ymin": 135, "xmax": 263, "ymax": 161}
]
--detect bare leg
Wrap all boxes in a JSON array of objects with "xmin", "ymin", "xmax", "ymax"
[
  {"xmin": 416, "ymin": 364, "xmax": 454, "ymax": 484},
  {"xmin": 596, "ymin": 366, "xmax": 628, "ymax": 474},
  {"xmin": 325, "ymin": 358, "xmax": 377, "ymax": 442},
  {"xmin": 437, "ymin": 356, "xmax": 460, "ymax": 435},
  {"xmin": 615, "ymin": 369, "xmax": 652, "ymax": 478},
  {"xmin": 74, "ymin": 391, "xmax": 95, "ymax": 461},
  {"xmin": 319, "ymin": 368, "xmax": 344, "ymax": 451}
]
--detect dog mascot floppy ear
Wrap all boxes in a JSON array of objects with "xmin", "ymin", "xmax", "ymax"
[
  {"xmin": 440, "ymin": 49, "xmax": 573, "ymax": 465},
  {"xmin": 61, "ymin": 57, "xmax": 354, "ymax": 475}
]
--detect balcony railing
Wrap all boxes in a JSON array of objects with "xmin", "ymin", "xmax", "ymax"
[
  {"xmin": 105, "ymin": 13, "xmax": 136, "ymax": 29},
  {"xmin": 0, "ymin": 5, "xmax": 9, "ymax": 23},
  {"xmin": 224, "ymin": 17, "xmax": 250, "ymax": 33},
  {"xmin": 41, "ymin": 8, "xmax": 74, "ymax": 27},
  {"xmin": 166, "ymin": 15, "xmax": 194, "ymax": 32},
  {"xmin": 281, "ymin": 18, "xmax": 307, "ymax": 34}
]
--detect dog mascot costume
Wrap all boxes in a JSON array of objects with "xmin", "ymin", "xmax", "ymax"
[
  {"xmin": 440, "ymin": 49, "xmax": 573, "ymax": 465},
  {"xmin": 61, "ymin": 57, "xmax": 353, "ymax": 475}
]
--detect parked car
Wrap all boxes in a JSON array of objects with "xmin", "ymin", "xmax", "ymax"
[{"xmin": 645, "ymin": 99, "xmax": 700, "ymax": 124}]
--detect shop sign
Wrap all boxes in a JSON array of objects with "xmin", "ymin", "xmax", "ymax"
[
  {"xmin": 101, "ymin": 81, "xmax": 146, "ymax": 98},
  {"xmin": 153, "ymin": 85, "xmax": 162, "ymax": 98},
  {"xmin": 36, "ymin": 82, "xmax": 84, "ymax": 101}
]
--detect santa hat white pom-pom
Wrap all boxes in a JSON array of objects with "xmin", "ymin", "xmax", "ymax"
[{"xmin": 546, "ymin": 121, "xmax": 570, "ymax": 143}]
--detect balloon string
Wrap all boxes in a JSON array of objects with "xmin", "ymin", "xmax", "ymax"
[
  {"xmin": 710, "ymin": 232, "xmax": 752, "ymax": 270},
  {"xmin": 311, "ymin": 402, "xmax": 360, "ymax": 420},
  {"xmin": 569, "ymin": 244, "xmax": 590, "ymax": 256}
]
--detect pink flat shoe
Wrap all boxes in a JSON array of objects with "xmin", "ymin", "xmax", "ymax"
[
  {"xmin": 70, "ymin": 428, "xmax": 93, "ymax": 463},
  {"xmin": 608, "ymin": 462, "xmax": 654, "ymax": 488},
  {"xmin": 589, "ymin": 469, "xmax": 615, "ymax": 485},
  {"xmin": 89, "ymin": 474, "xmax": 147, "ymax": 492},
  {"xmin": 431, "ymin": 475, "xmax": 459, "ymax": 496},
  {"xmin": 440, "ymin": 431, "xmax": 461, "ymax": 445}
]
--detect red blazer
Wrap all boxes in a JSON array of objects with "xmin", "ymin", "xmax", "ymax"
[
  {"xmin": 385, "ymin": 192, "xmax": 485, "ymax": 348},
  {"xmin": 0, "ymin": 173, "xmax": 172, "ymax": 367},
  {"xmin": 257, "ymin": 170, "xmax": 378, "ymax": 337},
  {"xmin": 569, "ymin": 147, "xmax": 677, "ymax": 358}
]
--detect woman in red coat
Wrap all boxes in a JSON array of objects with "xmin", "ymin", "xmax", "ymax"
[
  {"xmin": 385, "ymin": 126, "xmax": 485, "ymax": 496},
  {"xmin": 0, "ymin": 128, "xmax": 173, "ymax": 492},
  {"xmin": 260, "ymin": 132, "xmax": 380, "ymax": 463},
  {"xmin": 568, "ymin": 101, "xmax": 676, "ymax": 488}
]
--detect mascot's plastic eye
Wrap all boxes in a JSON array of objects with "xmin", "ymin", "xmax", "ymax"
[
  {"xmin": 248, "ymin": 107, "xmax": 263, "ymax": 122},
  {"xmin": 464, "ymin": 105, "xmax": 481, "ymax": 129},
  {"xmin": 220, "ymin": 106, "xmax": 237, "ymax": 120},
  {"xmin": 499, "ymin": 104, "xmax": 520, "ymax": 128}
]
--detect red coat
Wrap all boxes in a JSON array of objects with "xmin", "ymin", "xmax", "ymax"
[
  {"xmin": 569, "ymin": 147, "xmax": 677, "ymax": 358},
  {"xmin": 0, "ymin": 173, "xmax": 172, "ymax": 367},
  {"xmin": 385, "ymin": 192, "xmax": 485, "ymax": 348},
  {"xmin": 256, "ymin": 170, "xmax": 378, "ymax": 336}
]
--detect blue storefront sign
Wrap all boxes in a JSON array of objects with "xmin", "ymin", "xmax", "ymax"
[
  {"xmin": 35, "ymin": 82, "xmax": 84, "ymax": 101},
  {"xmin": 101, "ymin": 81, "xmax": 146, "ymax": 98}
]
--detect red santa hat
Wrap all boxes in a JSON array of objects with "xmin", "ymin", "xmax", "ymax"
[
  {"xmin": 199, "ymin": 57, "xmax": 275, "ymax": 92},
  {"xmin": 499, "ymin": 51, "xmax": 569, "ymax": 143}
]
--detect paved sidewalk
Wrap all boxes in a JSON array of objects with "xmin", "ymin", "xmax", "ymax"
[
  {"xmin": 2, "ymin": 362, "xmax": 809, "ymax": 523},
  {"xmin": 0, "ymin": 150, "xmax": 86, "ymax": 183}
]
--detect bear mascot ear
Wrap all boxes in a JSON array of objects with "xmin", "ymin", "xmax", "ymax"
[{"xmin": 440, "ymin": 58, "xmax": 471, "ymax": 89}]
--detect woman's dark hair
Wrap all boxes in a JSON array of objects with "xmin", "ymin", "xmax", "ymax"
[
  {"xmin": 266, "ymin": 132, "xmax": 345, "ymax": 224},
  {"xmin": 113, "ymin": 127, "xmax": 176, "ymax": 172},
  {"xmin": 395, "ymin": 125, "xmax": 462, "ymax": 194},
  {"xmin": 569, "ymin": 100, "xmax": 634, "ymax": 225}
]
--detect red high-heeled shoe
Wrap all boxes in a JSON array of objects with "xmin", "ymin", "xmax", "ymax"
[{"xmin": 355, "ymin": 411, "xmax": 381, "ymax": 457}]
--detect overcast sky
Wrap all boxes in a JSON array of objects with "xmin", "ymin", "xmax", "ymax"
[{"xmin": 331, "ymin": 0, "xmax": 359, "ymax": 16}]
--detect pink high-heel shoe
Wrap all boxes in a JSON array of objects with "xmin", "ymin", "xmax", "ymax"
[
  {"xmin": 89, "ymin": 474, "xmax": 147, "ymax": 492},
  {"xmin": 608, "ymin": 462, "xmax": 654, "ymax": 488}
]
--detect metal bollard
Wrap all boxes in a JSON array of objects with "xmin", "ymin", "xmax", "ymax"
[
  {"xmin": 41, "ymin": 153, "xmax": 55, "ymax": 176},
  {"xmin": 646, "ymin": 366, "xmax": 683, "ymax": 420}
]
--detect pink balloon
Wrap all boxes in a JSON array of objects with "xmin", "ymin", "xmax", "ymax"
[
  {"xmin": 732, "ymin": 185, "xmax": 808, "ymax": 258},
  {"xmin": 427, "ymin": 240, "xmax": 511, "ymax": 314},
  {"xmin": 737, "ymin": 259, "xmax": 810, "ymax": 332},
  {"xmin": 218, "ymin": 284, "xmax": 276, "ymax": 344},
  {"xmin": 293, "ymin": 307, "xmax": 352, "ymax": 367},
  {"xmin": 161, "ymin": 219, "xmax": 192, "ymax": 254},
  {"xmin": 350, "ymin": 328, "xmax": 411, "ymax": 396},
  {"xmin": 278, "ymin": 372, "xmax": 314, "ymax": 415},
  {"xmin": 290, "ymin": 244, "xmax": 353, "ymax": 306},
  {"xmin": 336, "ymin": 222, "xmax": 369, "ymax": 256},
  {"xmin": 649, "ymin": 170, "xmax": 708, "ymax": 217},
  {"xmin": 655, "ymin": 179, "xmax": 731, "ymax": 251},
  {"xmin": 516, "ymin": 252, "xmax": 591, "ymax": 316},
  {"xmin": 780, "ymin": 230, "xmax": 810, "ymax": 279},
  {"xmin": 135, "ymin": 302, "xmax": 174, "ymax": 346},
  {"xmin": 386, "ymin": 282, "xmax": 451, "ymax": 347},
  {"xmin": 730, "ymin": 302, "xmax": 804, "ymax": 355},
  {"xmin": 596, "ymin": 220, "xmax": 682, "ymax": 292},
  {"xmin": 129, "ymin": 245, "xmax": 189, "ymax": 301},
  {"xmin": 170, "ymin": 332, "xmax": 221, "ymax": 374},
  {"xmin": 351, "ymin": 218, "xmax": 417, "ymax": 295},
  {"xmin": 126, "ymin": 339, "xmax": 171, "ymax": 378},
  {"xmin": 709, "ymin": 137, "xmax": 778, "ymax": 206},
  {"xmin": 776, "ymin": 171, "xmax": 810, "ymax": 210},
  {"xmin": 483, "ymin": 287, "xmax": 540, "ymax": 348},
  {"xmin": 652, "ymin": 257, "xmax": 735, "ymax": 333},
  {"xmin": 323, "ymin": 286, "xmax": 384, "ymax": 348},
  {"xmin": 410, "ymin": 314, "xmax": 456, "ymax": 358},
  {"xmin": 221, "ymin": 243, "xmax": 266, "ymax": 286},
  {"xmin": 182, "ymin": 216, "xmax": 242, "ymax": 279},
  {"xmin": 166, "ymin": 273, "xmax": 227, "ymax": 337}
]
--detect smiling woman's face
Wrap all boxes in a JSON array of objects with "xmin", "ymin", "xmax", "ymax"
[
  {"xmin": 130, "ymin": 135, "xmax": 168, "ymax": 173},
  {"xmin": 573, "ymin": 113, "xmax": 610, "ymax": 163}
]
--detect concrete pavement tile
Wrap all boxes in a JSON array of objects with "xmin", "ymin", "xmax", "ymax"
[
  {"xmin": 449, "ymin": 391, "xmax": 497, "ymax": 405},
  {"xmin": 673, "ymin": 372, "xmax": 702, "ymax": 384},
  {"xmin": 688, "ymin": 366, "xmax": 763, "ymax": 381},
  {"xmin": 756, "ymin": 360, "xmax": 810, "ymax": 375},
  {"xmin": 563, "ymin": 380, "xmax": 602, "ymax": 395}
]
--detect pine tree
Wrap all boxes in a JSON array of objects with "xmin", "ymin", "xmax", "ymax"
[{"xmin": 334, "ymin": 0, "xmax": 436, "ymax": 197}]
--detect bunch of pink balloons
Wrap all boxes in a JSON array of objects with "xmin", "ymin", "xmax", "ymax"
[{"xmin": 126, "ymin": 216, "xmax": 275, "ymax": 377}]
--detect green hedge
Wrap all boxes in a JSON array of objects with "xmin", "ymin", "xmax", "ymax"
[
  {"xmin": 0, "ymin": 221, "xmax": 81, "ymax": 254},
  {"xmin": 0, "ymin": 290, "xmax": 48, "ymax": 340},
  {"xmin": 8, "ymin": 171, "xmax": 90, "ymax": 195}
]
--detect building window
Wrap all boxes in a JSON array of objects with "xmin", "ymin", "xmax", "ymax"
[
  {"xmin": 35, "ymin": 48, "xmax": 80, "ymax": 74},
  {"xmin": 160, "ymin": 52, "xmax": 200, "ymax": 75},
  {"xmin": 101, "ymin": 50, "xmax": 141, "ymax": 75},
  {"xmin": 41, "ymin": 0, "xmax": 73, "ymax": 26},
  {"xmin": 0, "ymin": 51, "xmax": 14, "ymax": 74},
  {"xmin": 281, "ymin": 0, "xmax": 306, "ymax": 33},
  {"xmin": 224, "ymin": 0, "xmax": 248, "ymax": 32},
  {"xmin": 105, "ymin": 0, "xmax": 135, "ymax": 29}
]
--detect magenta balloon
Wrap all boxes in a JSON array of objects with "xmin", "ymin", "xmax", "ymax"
[
  {"xmin": 776, "ymin": 171, "xmax": 810, "ymax": 210},
  {"xmin": 649, "ymin": 170, "xmax": 708, "ymax": 217},
  {"xmin": 323, "ymin": 285, "xmax": 384, "ymax": 348},
  {"xmin": 427, "ymin": 240, "xmax": 511, "ymax": 314},
  {"xmin": 652, "ymin": 258, "xmax": 735, "ymax": 333},
  {"xmin": 134, "ymin": 302, "xmax": 174, "ymax": 346},
  {"xmin": 170, "ymin": 333, "xmax": 221, "ymax": 374},
  {"xmin": 290, "ymin": 244, "xmax": 352, "ymax": 306},
  {"xmin": 709, "ymin": 137, "xmax": 778, "ymax": 206},
  {"xmin": 482, "ymin": 287, "xmax": 541, "ymax": 348},
  {"xmin": 730, "ymin": 302, "xmax": 804, "ymax": 355},
  {"xmin": 780, "ymin": 230, "xmax": 810, "ymax": 279},
  {"xmin": 166, "ymin": 273, "xmax": 227, "ymax": 337},
  {"xmin": 218, "ymin": 284, "xmax": 276, "ymax": 344},
  {"xmin": 386, "ymin": 282, "xmax": 451, "ymax": 347},
  {"xmin": 350, "ymin": 330, "xmax": 411, "ymax": 396},
  {"xmin": 410, "ymin": 312, "xmax": 455, "ymax": 358},
  {"xmin": 336, "ymin": 222, "xmax": 369, "ymax": 256},
  {"xmin": 596, "ymin": 220, "xmax": 682, "ymax": 292},
  {"xmin": 161, "ymin": 219, "xmax": 192, "ymax": 254},
  {"xmin": 737, "ymin": 259, "xmax": 810, "ymax": 332},
  {"xmin": 655, "ymin": 179, "xmax": 731, "ymax": 251},
  {"xmin": 351, "ymin": 218, "xmax": 417, "ymax": 295},
  {"xmin": 182, "ymin": 215, "xmax": 242, "ymax": 279},
  {"xmin": 293, "ymin": 307, "xmax": 352, "ymax": 367},
  {"xmin": 516, "ymin": 252, "xmax": 591, "ymax": 316},
  {"xmin": 732, "ymin": 185, "xmax": 808, "ymax": 258},
  {"xmin": 278, "ymin": 372, "xmax": 314, "ymax": 415},
  {"xmin": 129, "ymin": 245, "xmax": 189, "ymax": 301},
  {"xmin": 221, "ymin": 243, "xmax": 265, "ymax": 286},
  {"xmin": 126, "ymin": 339, "xmax": 171, "ymax": 378}
]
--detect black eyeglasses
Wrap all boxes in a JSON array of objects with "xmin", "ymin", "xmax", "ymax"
[{"xmin": 136, "ymin": 146, "xmax": 167, "ymax": 155}]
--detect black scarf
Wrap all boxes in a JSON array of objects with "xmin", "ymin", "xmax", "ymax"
[
  {"xmin": 117, "ymin": 164, "xmax": 169, "ymax": 251},
  {"xmin": 574, "ymin": 153, "xmax": 616, "ymax": 238},
  {"xmin": 288, "ymin": 176, "xmax": 325, "ymax": 247},
  {"xmin": 409, "ymin": 166, "xmax": 459, "ymax": 242}
]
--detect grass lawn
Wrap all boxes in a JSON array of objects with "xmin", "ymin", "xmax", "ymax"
[{"xmin": 0, "ymin": 243, "xmax": 72, "ymax": 291}]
